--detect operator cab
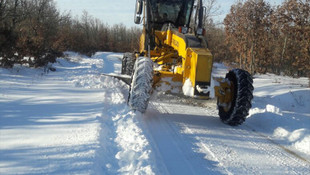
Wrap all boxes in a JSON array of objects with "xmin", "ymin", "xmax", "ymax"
[
  {"xmin": 149, "ymin": 0, "xmax": 195, "ymax": 30},
  {"xmin": 134, "ymin": 0, "xmax": 206, "ymax": 50}
]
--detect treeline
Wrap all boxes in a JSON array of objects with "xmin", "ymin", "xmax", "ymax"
[
  {"xmin": 221, "ymin": 0, "xmax": 310, "ymax": 77},
  {"xmin": 0, "ymin": 0, "xmax": 140, "ymax": 68},
  {"xmin": 1, "ymin": 0, "xmax": 309, "ymax": 79}
]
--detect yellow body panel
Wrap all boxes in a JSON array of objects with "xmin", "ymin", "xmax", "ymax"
[
  {"xmin": 182, "ymin": 48, "xmax": 213, "ymax": 88},
  {"xmin": 140, "ymin": 28, "xmax": 213, "ymax": 96},
  {"xmin": 139, "ymin": 31, "xmax": 146, "ymax": 53},
  {"xmin": 169, "ymin": 31, "xmax": 187, "ymax": 58}
]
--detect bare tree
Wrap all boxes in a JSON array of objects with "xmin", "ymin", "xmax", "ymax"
[{"xmin": 224, "ymin": 0, "xmax": 273, "ymax": 74}]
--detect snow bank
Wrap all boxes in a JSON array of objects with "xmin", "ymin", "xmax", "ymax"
[
  {"xmin": 95, "ymin": 77, "xmax": 156, "ymax": 175},
  {"xmin": 0, "ymin": 52, "xmax": 157, "ymax": 175},
  {"xmin": 247, "ymin": 72, "xmax": 310, "ymax": 157},
  {"xmin": 64, "ymin": 52, "xmax": 156, "ymax": 174},
  {"xmin": 211, "ymin": 62, "xmax": 310, "ymax": 158},
  {"xmin": 114, "ymin": 112, "xmax": 155, "ymax": 175}
]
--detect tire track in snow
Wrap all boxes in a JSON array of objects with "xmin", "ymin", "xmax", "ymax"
[
  {"xmin": 243, "ymin": 124, "xmax": 310, "ymax": 169},
  {"xmin": 148, "ymin": 100, "xmax": 309, "ymax": 174},
  {"xmin": 233, "ymin": 126, "xmax": 309, "ymax": 174},
  {"xmin": 192, "ymin": 105, "xmax": 309, "ymax": 174},
  {"xmin": 144, "ymin": 102, "xmax": 227, "ymax": 175}
]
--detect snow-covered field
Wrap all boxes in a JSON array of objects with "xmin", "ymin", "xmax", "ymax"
[{"xmin": 0, "ymin": 52, "xmax": 309, "ymax": 174}]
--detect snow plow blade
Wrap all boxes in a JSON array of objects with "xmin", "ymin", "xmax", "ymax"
[{"xmin": 101, "ymin": 73, "xmax": 131, "ymax": 85}]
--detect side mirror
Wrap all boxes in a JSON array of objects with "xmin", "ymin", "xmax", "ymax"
[
  {"xmin": 134, "ymin": 0, "xmax": 143, "ymax": 24},
  {"xmin": 134, "ymin": 16, "xmax": 141, "ymax": 24},
  {"xmin": 195, "ymin": 0, "xmax": 204, "ymax": 35},
  {"xmin": 136, "ymin": 0, "xmax": 143, "ymax": 15}
]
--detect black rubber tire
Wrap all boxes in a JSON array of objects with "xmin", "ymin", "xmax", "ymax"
[
  {"xmin": 218, "ymin": 69, "xmax": 254, "ymax": 126},
  {"xmin": 128, "ymin": 57, "xmax": 153, "ymax": 113},
  {"xmin": 121, "ymin": 53, "xmax": 135, "ymax": 75}
]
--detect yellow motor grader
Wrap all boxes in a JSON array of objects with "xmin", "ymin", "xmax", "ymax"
[{"xmin": 120, "ymin": 0, "xmax": 254, "ymax": 126}]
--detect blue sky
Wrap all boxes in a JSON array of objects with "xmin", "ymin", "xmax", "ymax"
[{"xmin": 54, "ymin": 0, "xmax": 285, "ymax": 27}]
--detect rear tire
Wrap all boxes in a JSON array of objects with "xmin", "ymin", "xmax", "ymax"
[
  {"xmin": 218, "ymin": 69, "xmax": 254, "ymax": 126},
  {"xmin": 121, "ymin": 53, "xmax": 135, "ymax": 75},
  {"xmin": 128, "ymin": 57, "xmax": 153, "ymax": 113}
]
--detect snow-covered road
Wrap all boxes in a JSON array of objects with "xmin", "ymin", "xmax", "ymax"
[
  {"xmin": 147, "ymin": 101, "xmax": 309, "ymax": 174},
  {"xmin": 1, "ymin": 52, "xmax": 309, "ymax": 174}
]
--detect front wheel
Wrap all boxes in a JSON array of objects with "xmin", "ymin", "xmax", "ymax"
[
  {"xmin": 128, "ymin": 57, "xmax": 153, "ymax": 113},
  {"xmin": 121, "ymin": 53, "xmax": 135, "ymax": 75},
  {"xmin": 218, "ymin": 69, "xmax": 254, "ymax": 126}
]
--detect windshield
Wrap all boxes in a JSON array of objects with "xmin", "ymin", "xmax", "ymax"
[{"xmin": 149, "ymin": 0, "xmax": 194, "ymax": 28}]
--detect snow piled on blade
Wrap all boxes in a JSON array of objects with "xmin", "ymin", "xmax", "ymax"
[
  {"xmin": 154, "ymin": 77, "xmax": 182, "ymax": 94},
  {"xmin": 182, "ymin": 78, "xmax": 194, "ymax": 97}
]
